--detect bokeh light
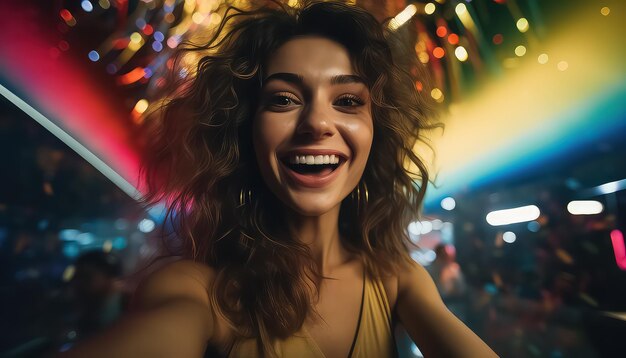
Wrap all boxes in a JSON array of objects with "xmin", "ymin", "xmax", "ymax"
[
  {"xmin": 433, "ymin": 47, "xmax": 445, "ymax": 59},
  {"xmin": 503, "ymin": 231, "xmax": 517, "ymax": 243},
  {"xmin": 455, "ymin": 46, "xmax": 469, "ymax": 62},
  {"xmin": 441, "ymin": 197, "xmax": 456, "ymax": 211},
  {"xmin": 88, "ymin": 50, "xmax": 99, "ymax": 62},
  {"xmin": 516, "ymin": 18, "xmax": 529, "ymax": 33},
  {"xmin": 424, "ymin": 3, "xmax": 436, "ymax": 15}
]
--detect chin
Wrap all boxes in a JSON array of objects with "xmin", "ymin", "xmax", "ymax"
[{"xmin": 282, "ymin": 192, "xmax": 344, "ymax": 217}]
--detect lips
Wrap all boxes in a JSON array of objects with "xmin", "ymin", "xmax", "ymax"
[{"xmin": 279, "ymin": 149, "xmax": 348, "ymax": 188}]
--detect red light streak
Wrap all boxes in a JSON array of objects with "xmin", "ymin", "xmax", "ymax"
[
  {"xmin": 610, "ymin": 230, "xmax": 626, "ymax": 270},
  {"xmin": 59, "ymin": 9, "xmax": 73, "ymax": 22}
]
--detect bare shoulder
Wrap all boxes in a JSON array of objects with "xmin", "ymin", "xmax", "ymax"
[
  {"xmin": 132, "ymin": 259, "xmax": 216, "ymax": 310},
  {"xmin": 380, "ymin": 260, "xmax": 437, "ymax": 311},
  {"xmin": 396, "ymin": 259, "xmax": 440, "ymax": 303}
]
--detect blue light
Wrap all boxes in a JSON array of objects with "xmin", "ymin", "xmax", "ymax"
[
  {"xmin": 154, "ymin": 31, "xmax": 165, "ymax": 42},
  {"xmin": 527, "ymin": 221, "xmax": 541, "ymax": 232},
  {"xmin": 112, "ymin": 236, "xmax": 127, "ymax": 250},
  {"xmin": 63, "ymin": 243, "xmax": 80, "ymax": 258},
  {"xmin": 152, "ymin": 41, "xmax": 163, "ymax": 52},
  {"xmin": 81, "ymin": 1, "xmax": 94, "ymax": 12},
  {"xmin": 88, "ymin": 50, "xmax": 100, "ymax": 62},
  {"xmin": 59, "ymin": 229, "xmax": 80, "ymax": 241},
  {"xmin": 135, "ymin": 18, "xmax": 147, "ymax": 29}
]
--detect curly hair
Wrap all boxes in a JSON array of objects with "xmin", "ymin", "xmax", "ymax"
[{"xmin": 140, "ymin": 1, "xmax": 438, "ymax": 355}]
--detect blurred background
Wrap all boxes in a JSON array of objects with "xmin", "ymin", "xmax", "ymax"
[{"xmin": 0, "ymin": 0, "xmax": 624, "ymax": 357}]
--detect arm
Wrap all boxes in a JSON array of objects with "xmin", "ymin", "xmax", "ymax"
[
  {"xmin": 396, "ymin": 261, "xmax": 498, "ymax": 358},
  {"xmin": 61, "ymin": 260, "xmax": 220, "ymax": 358}
]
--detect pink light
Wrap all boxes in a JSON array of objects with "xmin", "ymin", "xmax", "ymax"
[
  {"xmin": 610, "ymin": 230, "xmax": 626, "ymax": 270},
  {"xmin": 0, "ymin": 2, "xmax": 142, "ymax": 194}
]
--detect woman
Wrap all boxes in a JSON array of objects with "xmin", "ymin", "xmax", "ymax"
[{"xmin": 64, "ymin": 1, "xmax": 497, "ymax": 357}]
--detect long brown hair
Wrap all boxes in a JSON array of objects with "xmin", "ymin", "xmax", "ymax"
[{"xmin": 140, "ymin": 0, "xmax": 438, "ymax": 355}]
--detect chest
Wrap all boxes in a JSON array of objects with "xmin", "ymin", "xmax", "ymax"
[{"xmin": 304, "ymin": 276, "xmax": 365, "ymax": 358}]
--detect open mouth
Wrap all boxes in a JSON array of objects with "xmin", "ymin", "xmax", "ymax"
[
  {"xmin": 286, "ymin": 162, "xmax": 339, "ymax": 176},
  {"xmin": 281, "ymin": 154, "xmax": 344, "ymax": 177}
]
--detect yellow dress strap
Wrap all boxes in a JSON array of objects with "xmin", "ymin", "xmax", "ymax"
[{"xmin": 226, "ymin": 271, "xmax": 395, "ymax": 357}]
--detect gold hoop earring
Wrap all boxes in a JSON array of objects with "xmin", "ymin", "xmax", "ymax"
[
  {"xmin": 239, "ymin": 187, "xmax": 252, "ymax": 206},
  {"xmin": 351, "ymin": 181, "xmax": 369, "ymax": 214}
]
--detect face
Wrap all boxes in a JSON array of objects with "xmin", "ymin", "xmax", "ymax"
[{"xmin": 253, "ymin": 36, "xmax": 374, "ymax": 216}]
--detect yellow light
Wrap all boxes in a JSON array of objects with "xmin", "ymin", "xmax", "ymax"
[
  {"xmin": 418, "ymin": 52, "xmax": 430, "ymax": 64},
  {"xmin": 455, "ymin": 3, "xmax": 467, "ymax": 16},
  {"xmin": 424, "ymin": 3, "xmax": 436, "ymax": 15},
  {"xmin": 431, "ymin": 88, "xmax": 444, "ymax": 102},
  {"xmin": 103, "ymin": 240, "xmax": 113, "ymax": 253},
  {"xmin": 192, "ymin": 12, "xmax": 205, "ymax": 25},
  {"xmin": 454, "ymin": 3, "xmax": 475, "ymax": 32},
  {"xmin": 130, "ymin": 32, "xmax": 142, "ymax": 44},
  {"xmin": 514, "ymin": 45, "xmax": 527, "ymax": 57},
  {"xmin": 98, "ymin": 0, "xmax": 110, "ymax": 10},
  {"xmin": 600, "ymin": 7, "xmax": 610, "ymax": 16},
  {"xmin": 288, "ymin": 0, "xmax": 299, "ymax": 6},
  {"xmin": 389, "ymin": 4, "xmax": 417, "ymax": 30},
  {"xmin": 454, "ymin": 46, "xmax": 468, "ymax": 62},
  {"xmin": 134, "ymin": 99, "xmax": 149, "ymax": 114},
  {"xmin": 62, "ymin": 265, "xmax": 76, "ymax": 282},
  {"xmin": 537, "ymin": 53, "xmax": 549, "ymax": 64},
  {"xmin": 557, "ymin": 61, "xmax": 569, "ymax": 71},
  {"xmin": 516, "ymin": 18, "xmax": 529, "ymax": 33}
]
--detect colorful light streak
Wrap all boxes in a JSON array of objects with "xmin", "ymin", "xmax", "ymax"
[
  {"xmin": 0, "ymin": 84, "xmax": 140, "ymax": 200},
  {"xmin": 610, "ymin": 230, "xmax": 626, "ymax": 271},
  {"xmin": 0, "ymin": 1, "xmax": 143, "ymax": 198},
  {"xmin": 423, "ymin": 2, "xmax": 626, "ymax": 206}
]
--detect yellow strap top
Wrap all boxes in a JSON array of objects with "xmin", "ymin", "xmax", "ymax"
[{"xmin": 227, "ymin": 272, "xmax": 395, "ymax": 357}]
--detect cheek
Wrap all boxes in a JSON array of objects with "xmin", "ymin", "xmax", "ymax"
[
  {"xmin": 345, "ymin": 117, "xmax": 374, "ymax": 160},
  {"xmin": 253, "ymin": 115, "xmax": 294, "ymax": 170}
]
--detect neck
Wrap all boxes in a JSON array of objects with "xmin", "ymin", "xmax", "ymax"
[{"xmin": 285, "ymin": 205, "xmax": 351, "ymax": 274}]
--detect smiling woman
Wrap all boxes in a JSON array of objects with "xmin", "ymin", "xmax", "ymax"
[{"xmin": 61, "ymin": 1, "xmax": 496, "ymax": 358}]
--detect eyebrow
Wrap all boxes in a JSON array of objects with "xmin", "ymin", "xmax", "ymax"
[{"xmin": 261, "ymin": 73, "xmax": 366, "ymax": 87}]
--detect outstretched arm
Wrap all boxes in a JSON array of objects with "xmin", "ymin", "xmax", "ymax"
[
  {"xmin": 61, "ymin": 260, "xmax": 220, "ymax": 358},
  {"xmin": 396, "ymin": 261, "xmax": 498, "ymax": 358}
]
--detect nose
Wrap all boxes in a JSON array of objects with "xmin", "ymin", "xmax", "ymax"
[{"xmin": 295, "ymin": 97, "xmax": 336, "ymax": 140}]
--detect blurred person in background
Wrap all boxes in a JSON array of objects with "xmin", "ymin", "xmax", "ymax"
[
  {"xmin": 429, "ymin": 244, "xmax": 468, "ymax": 321},
  {"xmin": 61, "ymin": 1, "xmax": 497, "ymax": 357}
]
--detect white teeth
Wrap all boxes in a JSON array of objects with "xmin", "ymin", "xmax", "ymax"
[{"xmin": 289, "ymin": 154, "xmax": 342, "ymax": 165}]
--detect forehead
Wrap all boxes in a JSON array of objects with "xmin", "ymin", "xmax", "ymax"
[{"xmin": 264, "ymin": 36, "xmax": 355, "ymax": 79}]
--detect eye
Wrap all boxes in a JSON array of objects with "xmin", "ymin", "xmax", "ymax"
[
  {"xmin": 266, "ymin": 93, "xmax": 301, "ymax": 108},
  {"xmin": 334, "ymin": 95, "xmax": 365, "ymax": 107}
]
